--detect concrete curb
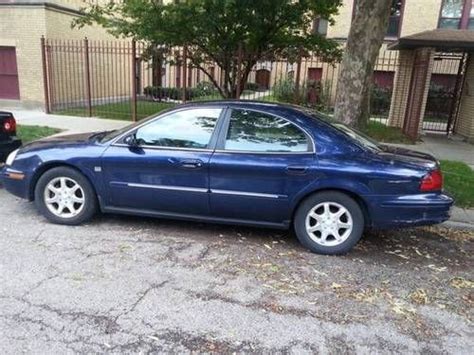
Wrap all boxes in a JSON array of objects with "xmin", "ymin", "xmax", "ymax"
[{"xmin": 441, "ymin": 220, "xmax": 474, "ymax": 231}]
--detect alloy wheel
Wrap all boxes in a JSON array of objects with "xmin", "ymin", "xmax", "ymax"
[
  {"xmin": 43, "ymin": 177, "xmax": 85, "ymax": 219},
  {"xmin": 305, "ymin": 202, "xmax": 353, "ymax": 246}
]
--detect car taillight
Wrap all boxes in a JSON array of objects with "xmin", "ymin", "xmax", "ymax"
[
  {"xmin": 420, "ymin": 169, "xmax": 443, "ymax": 192},
  {"xmin": 3, "ymin": 116, "xmax": 16, "ymax": 134}
]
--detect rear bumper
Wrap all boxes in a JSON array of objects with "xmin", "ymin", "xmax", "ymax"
[
  {"xmin": 0, "ymin": 139, "xmax": 21, "ymax": 161},
  {"xmin": 366, "ymin": 193, "xmax": 454, "ymax": 229}
]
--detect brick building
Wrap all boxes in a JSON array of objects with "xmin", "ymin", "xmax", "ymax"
[
  {"xmin": 0, "ymin": 0, "xmax": 116, "ymax": 108},
  {"xmin": 1, "ymin": 0, "xmax": 474, "ymax": 141}
]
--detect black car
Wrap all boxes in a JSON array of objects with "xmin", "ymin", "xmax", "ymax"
[{"xmin": 0, "ymin": 112, "xmax": 22, "ymax": 162}]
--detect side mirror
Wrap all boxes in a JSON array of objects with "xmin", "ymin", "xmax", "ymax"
[{"xmin": 124, "ymin": 133, "xmax": 139, "ymax": 147}]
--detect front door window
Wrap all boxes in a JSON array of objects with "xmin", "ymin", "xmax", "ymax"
[{"xmin": 135, "ymin": 108, "xmax": 222, "ymax": 149}]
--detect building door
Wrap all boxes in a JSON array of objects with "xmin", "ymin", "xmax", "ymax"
[
  {"xmin": 0, "ymin": 47, "xmax": 20, "ymax": 100},
  {"xmin": 307, "ymin": 68, "xmax": 323, "ymax": 104},
  {"xmin": 256, "ymin": 69, "xmax": 270, "ymax": 90},
  {"xmin": 307, "ymin": 67, "xmax": 322, "ymax": 81}
]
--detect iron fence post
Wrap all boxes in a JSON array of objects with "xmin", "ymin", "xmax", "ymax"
[
  {"xmin": 236, "ymin": 42, "xmax": 243, "ymax": 99},
  {"xmin": 294, "ymin": 48, "xmax": 303, "ymax": 104},
  {"xmin": 131, "ymin": 40, "xmax": 138, "ymax": 122},
  {"xmin": 83, "ymin": 38, "xmax": 92, "ymax": 117},
  {"xmin": 40, "ymin": 36, "xmax": 51, "ymax": 114},
  {"xmin": 182, "ymin": 45, "xmax": 188, "ymax": 103}
]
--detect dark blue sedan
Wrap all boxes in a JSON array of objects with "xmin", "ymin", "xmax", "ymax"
[{"xmin": 1, "ymin": 101, "xmax": 453, "ymax": 254}]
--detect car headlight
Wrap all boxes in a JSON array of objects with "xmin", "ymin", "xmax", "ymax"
[{"xmin": 5, "ymin": 149, "xmax": 19, "ymax": 166}]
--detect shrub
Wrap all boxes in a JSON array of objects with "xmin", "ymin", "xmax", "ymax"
[
  {"xmin": 370, "ymin": 85, "xmax": 392, "ymax": 116},
  {"xmin": 273, "ymin": 78, "xmax": 296, "ymax": 103},
  {"xmin": 244, "ymin": 82, "xmax": 259, "ymax": 91},
  {"xmin": 144, "ymin": 86, "xmax": 208, "ymax": 101},
  {"xmin": 194, "ymin": 81, "xmax": 218, "ymax": 97},
  {"xmin": 315, "ymin": 80, "xmax": 333, "ymax": 113},
  {"xmin": 425, "ymin": 83, "xmax": 453, "ymax": 120}
]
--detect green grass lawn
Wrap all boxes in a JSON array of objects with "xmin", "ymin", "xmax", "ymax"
[
  {"xmin": 363, "ymin": 121, "xmax": 414, "ymax": 144},
  {"xmin": 440, "ymin": 160, "xmax": 474, "ymax": 208},
  {"xmin": 17, "ymin": 125, "xmax": 62, "ymax": 143},
  {"xmin": 56, "ymin": 101, "xmax": 175, "ymax": 121}
]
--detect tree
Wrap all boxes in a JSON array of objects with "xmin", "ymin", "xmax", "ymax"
[
  {"xmin": 74, "ymin": 0, "xmax": 342, "ymax": 98},
  {"xmin": 333, "ymin": 0, "xmax": 393, "ymax": 128}
]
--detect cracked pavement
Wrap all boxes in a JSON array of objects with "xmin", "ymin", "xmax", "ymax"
[{"xmin": 0, "ymin": 188, "xmax": 473, "ymax": 353}]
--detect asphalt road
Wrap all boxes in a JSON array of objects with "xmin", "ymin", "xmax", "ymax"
[{"xmin": 0, "ymin": 188, "xmax": 473, "ymax": 353}]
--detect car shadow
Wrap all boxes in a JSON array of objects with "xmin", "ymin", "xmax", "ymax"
[{"xmin": 91, "ymin": 213, "xmax": 472, "ymax": 269}]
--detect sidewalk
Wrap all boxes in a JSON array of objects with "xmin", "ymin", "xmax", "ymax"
[
  {"xmin": 394, "ymin": 134, "xmax": 474, "ymax": 169},
  {"xmin": 444, "ymin": 207, "xmax": 474, "ymax": 230},
  {"xmin": 10, "ymin": 109, "xmax": 129, "ymax": 134}
]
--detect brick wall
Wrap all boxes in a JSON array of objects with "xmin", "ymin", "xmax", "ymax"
[
  {"xmin": 0, "ymin": 6, "xmax": 47, "ymax": 107},
  {"xmin": 327, "ymin": 0, "xmax": 443, "ymax": 39},
  {"xmin": 387, "ymin": 50, "xmax": 414, "ymax": 127},
  {"xmin": 0, "ymin": 4, "xmax": 118, "ymax": 109},
  {"xmin": 400, "ymin": 0, "xmax": 442, "ymax": 37}
]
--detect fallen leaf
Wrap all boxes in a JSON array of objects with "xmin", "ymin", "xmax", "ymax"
[
  {"xmin": 409, "ymin": 289, "xmax": 429, "ymax": 305},
  {"xmin": 450, "ymin": 277, "xmax": 474, "ymax": 289}
]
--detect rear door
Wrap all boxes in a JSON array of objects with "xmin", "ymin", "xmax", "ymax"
[
  {"xmin": 101, "ymin": 107, "xmax": 224, "ymax": 215},
  {"xmin": 209, "ymin": 108, "xmax": 317, "ymax": 225}
]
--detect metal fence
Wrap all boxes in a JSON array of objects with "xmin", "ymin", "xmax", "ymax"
[
  {"xmin": 41, "ymin": 37, "xmax": 461, "ymax": 131},
  {"xmin": 423, "ymin": 52, "xmax": 466, "ymax": 133}
]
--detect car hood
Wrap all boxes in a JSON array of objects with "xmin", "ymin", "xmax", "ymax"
[
  {"xmin": 376, "ymin": 144, "xmax": 438, "ymax": 170},
  {"xmin": 19, "ymin": 132, "xmax": 102, "ymax": 153}
]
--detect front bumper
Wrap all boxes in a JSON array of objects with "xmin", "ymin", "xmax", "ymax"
[
  {"xmin": 366, "ymin": 193, "xmax": 454, "ymax": 229},
  {"xmin": 0, "ymin": 166, "xmax": 30, "ymax": 199}
]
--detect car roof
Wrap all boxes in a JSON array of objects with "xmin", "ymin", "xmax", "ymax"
[{"xmin": 179, "ymin": 100, "xmax": 307, "ymax": 115}]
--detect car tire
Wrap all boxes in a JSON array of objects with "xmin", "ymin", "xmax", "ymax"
[
  {"xmin": 294, "ymin": 191, "xmax": 364, "ymax": 255},
  {"xmin": 34, "ymin": 166, "xmax": 98, "ymax": 225}
]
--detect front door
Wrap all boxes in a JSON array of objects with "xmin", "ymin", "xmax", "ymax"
[
  {"xmin": 101, "ymin": 107, "xmax": 223, "ymax": 215},
  {"xmin": 209, "ymin": 108, "xmax": 317, "ymax": 225}
]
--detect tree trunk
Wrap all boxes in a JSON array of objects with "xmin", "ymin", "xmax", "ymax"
[
  {"xmin": 152, "ymin": 54, "xmax": 163, "ymax": 87},
  {"xmin": 334, "ymin": 0, "xmax": 392, "ymax": 128}
]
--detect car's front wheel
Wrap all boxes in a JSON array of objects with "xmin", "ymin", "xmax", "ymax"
[
  {"xmin": 294, "ymin": 191, "xmax": 364, "ymax": 255},
  {"xmin": 34, "ymin": 166, "xmax": 98, "ymax": 225}
]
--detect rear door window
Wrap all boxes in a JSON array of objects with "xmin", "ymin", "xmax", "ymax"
[{"xmin": 224, "ymin": 109, "xmax": 310, "ymax": 152}]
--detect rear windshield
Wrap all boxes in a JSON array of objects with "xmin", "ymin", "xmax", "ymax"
[{"xmin": 300, "ymin": 108, "xmax": 382, "ymax": 152}]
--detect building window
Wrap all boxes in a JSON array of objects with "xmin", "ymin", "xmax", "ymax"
[
  {"xmin": 353, "ymin": 0, "xmax": 404, "ymax": 38},
  {"xmin": 312, "ymin": 17, "xmax": 328, "ymax": 37},
  {"xmin": 439, "ymin": 0, "xmax": 474, "ymax": 29},
  {"xmin": 387, "ymin": 0, "xmax": 403, "ymax": 37}
]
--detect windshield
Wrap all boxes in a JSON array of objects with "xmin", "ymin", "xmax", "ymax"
[
  {"xmin": 300, "ymin": 108, "xmax": 382, "ymax": 152},
  {"xmin": 98, "ymin": 114, "xmax": 159, "ymax": 143}
]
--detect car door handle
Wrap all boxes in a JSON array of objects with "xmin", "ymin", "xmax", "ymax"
[
  {"xmin": 179, "ymin": 159, "xmax": 203, "ymax": 169},
  {"xmin": 286, "ymin": 165, "xmax": 308, "ymax": 174}
]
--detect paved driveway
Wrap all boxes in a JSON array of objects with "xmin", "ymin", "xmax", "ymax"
[{"xmin": 0, "ymin": 188, "xmax": 472, "ymax": 353}]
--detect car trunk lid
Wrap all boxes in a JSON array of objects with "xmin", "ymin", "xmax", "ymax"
[{"xmin": 377, "ymin": 144, "xmax": 438, "ymax": 170}]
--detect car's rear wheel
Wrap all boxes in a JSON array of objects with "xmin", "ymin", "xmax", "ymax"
[
  {"xmin": 294, "ymin": 191, "xmax": 364, "ymax": 255},
  {"xmin": 34, "ymin": 166, "xmax": 98, "ymax": 225}
]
